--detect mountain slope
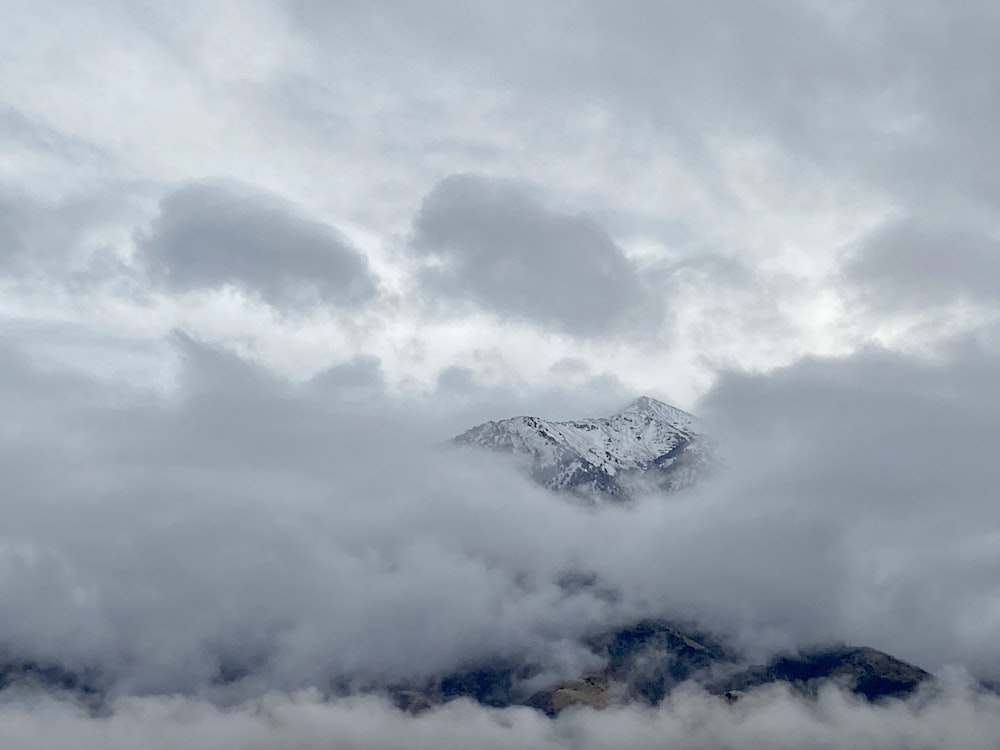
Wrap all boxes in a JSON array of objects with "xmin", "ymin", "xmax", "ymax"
[
  {"xmin": 390, "ymin": 619, "xmax": 934, "ymax": 716},
  {"xmin": 452, "ymin": 396, "xmax": 717, "ymax": 500},
  {"xmin": 713, "ymin": 646, "xmax": 932, "ymax": 702}
]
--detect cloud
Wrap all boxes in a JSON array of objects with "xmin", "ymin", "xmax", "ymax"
[
  {"xmin": 0, "ymin": 194, "xmax": 27, "ymax": 268},
  {"xmin": 695, "ymin": 337, "xmax": 1000, "ymax": 671},
  {"xmin": 0, "ymin": 103, "xmax": 110, "ymax": 168},
  {"xmin": 8, "ymin": 1, "xmax": 1000, "ymax": 394},
  {"xmin": 0, "ymin": 335, "xmax": 621, "ymax": 696},
  {"xmin": 306, "ymin": 354, "xmax": 387, "ymax": 400},
  {"xmin": 2, "ymin": 327, "xmax": 1000, "ymax": 705},
  {"xmin": 0, "ymin": 187, "xmax": 131, "ymax": 278},
  {"xmin": 140, "ymin": 181, "xmax": 379, "ymax": 310},
  {"xmin": 1, "ymin": 676, "xmax": 999, "ymax": 750},
  {"xmin": 412, "ymin": 175, "xmax": 646, "ymax": 336},
  {"xmin": 284, "ymin": 0, "xmax": 1000, "ymax": 230},
  {"xmin": 429, "ymin": 358, "xmax": 630, "ymax": 429},
  {"xmin": 843, "ymin": 218, "xmax": 1000, "ymax": 311}
]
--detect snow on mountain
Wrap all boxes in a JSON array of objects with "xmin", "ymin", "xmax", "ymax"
[{"xmin": 452, "ymin": 396, "xmax": 718, "ymax": 501}]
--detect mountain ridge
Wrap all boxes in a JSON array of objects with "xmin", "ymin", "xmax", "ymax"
[
  {"xmin": 389, "ymin": 618, "xmax": 934, "ymax": 717},
  {"xmin": 452, "ymin": 396, "xmax": 718, "ymax": 500}
]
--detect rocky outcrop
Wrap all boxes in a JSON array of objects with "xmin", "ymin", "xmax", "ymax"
[
  {"xmin": 453, "ymin": 397, "xmax": 719, "ymax": 501},
  {"xmin": 712, "ymin": 646, "xmax": 931, "ymax": 702},
  {"xmin": 389, "ymin": 622, "xmax": 934, "ymax": 716}
]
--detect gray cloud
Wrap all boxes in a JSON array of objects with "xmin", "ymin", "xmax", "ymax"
[
  {"xmin": 696, "ymin": 338, "xmax": 1000, "ymax": 672},
  {"xmin": 0, "ymin": 104, "xmax": 110, "ymax": 167},
  {"xmin": 305, "ymin": 354, "xmax": 387, "ymax": 400},
  {"xmin": 0, "ymin": 334, "xmax": 622, "ymax": 696},
  {"xmin": 286, "ymin": 1, "xmax": 1000, "ymax": 230},
  {"xmin": 429, "ymin": 359, "xmax": 630, "ymax": 431},
  {"xmin": 412, "ymin": 174, "xmax": 646, "ymax": 335},
  {"xmin": 2, "ymin": 326, "xmax": 1000, "ymax": 703},
  {"xmin": 0, "ymin": 676, "xmax": 999, "ymax": 750},
  {"xmin": 0, "ymin": 194, "xmax": 27, "ymax": 268},
  {"xmin": 0, "ymin": 188, "xmax": 129, "ymax": 278},
  {"xmin": 140, "ymin": 181, "xmax": 378, "ymax": 310},
  {"xmin": 843, "ymin": 218, "xmax": 1000, "ymax": 310}
]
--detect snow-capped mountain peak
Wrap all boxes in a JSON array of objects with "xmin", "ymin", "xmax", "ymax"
[{"xmin": 452, "ymin": 397, "xmax": 716, "ymax": 500}]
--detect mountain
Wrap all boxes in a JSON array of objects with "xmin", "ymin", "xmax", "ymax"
[
  {"xmin": 452, "ymin": 396, "xmax": 718, "ymax": 500},
  {"xmin": 390, "ymin": 618, "xmax": 934, "ymax": 717},
  {"xmin": 1, "ymin": 619, "xmax": 934, "ymax": 719},
  {"xmin": 712, "ymin": 646, "xmax": 931, "ymax": 703}
]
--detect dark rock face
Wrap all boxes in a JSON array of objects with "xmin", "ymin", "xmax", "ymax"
[
  {"xmin": 0, "ymin": 658, "xmax": 105, "ymax": 714},
  {"xmin": 0, "ymin": 628, "xmax": 936, "ymax": 720},
  {"xmin": 390, "ymin": 660, "xmax": 538, "ymax": 713},
  {"xmin": 715, "ymin": 646, "xmax": 932, "ymax": 701},
  {"xmin": 523, "ymin": 619, "xmax": 732, "ymax": 716},
  {"xmin": 438, "ymin": 663, "xmax": 524, "ymax": 707},
  {"xmin": 592, "ymin": 620, "xmax": 732, "ymax": 704},
  {"xmin": 389, "ymin": 619, "xmax": 733, "ymax": 716},
  {"xmin": 524, "ymin": 673, "xmax": 610, "ymax": 717},
  {"xmin": 0, "ymin": 659, "xmax": 102, "ymax": 696},
  {"xmin": 391, "ymin": 623, "xmax": 935, "ymax": 717},
  {"xmin": 410, "ymin": 619, "xmax": 739, "ymax": 717}
]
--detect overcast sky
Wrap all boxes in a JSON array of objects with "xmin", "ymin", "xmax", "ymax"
[
  {"xmin": 3, "ymin": 1, "xmax": 1000, "ymax": 747},
  {"xmin": 5, "ymin": 0, "xmax": 998, "ymax": 410}
]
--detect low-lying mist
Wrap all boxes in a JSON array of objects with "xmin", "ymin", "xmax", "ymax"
[{"xmin": 2, "ymin": 330, "xmax": 999, "ymax": 743}]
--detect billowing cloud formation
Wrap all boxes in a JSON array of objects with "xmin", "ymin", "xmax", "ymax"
[
  {"xmin": 1, "ymin": 677, "xmax": 999, "ymax": 750},
  {"xmin": 141, "ymin": 182, "xmax": 378, "ymax": 309},
  {"xmin": 413, "ymin": 175, "xmax": 646, "ymax": 335},
  {"xmin": 3, "ymin": 328, "xmax": 1000, "ymax": 699},
  {"xmin": 0, "ymin": 335, "xmax": 616, "ymax": 696},
  {"xmin": 844, "ymin": 218, "xmax": 1000, "ymax": 311},
  {"xmin": 697, "ymin": 337, "xmax": 1000, "ymax": 672},
  {"xmin": 2, "ymin": 321, "xmax": 1000, "ymax": 746}
]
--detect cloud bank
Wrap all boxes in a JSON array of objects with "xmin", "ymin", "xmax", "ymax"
[
  {"xmin": 3, "ymin": 328, "xmax": 1000, "ymax": 698},
  {"xmin": 1, "ymin": 677, "xmax": 999, "ymax": 750}
]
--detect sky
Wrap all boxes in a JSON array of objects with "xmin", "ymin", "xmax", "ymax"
[
  {"xmin": 6, "ymin": 0, "xmax": 1000, "ymax": 411},
  {"xmin": 3, "ymin": 1, "xmax": 1000, "ymax": 747}
]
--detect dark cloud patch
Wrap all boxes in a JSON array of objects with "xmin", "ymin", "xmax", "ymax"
[
  {"xmin": 549, "ymin": 357, "xmax": 589, "ymax": 377},
  {"xmin": 412, "ymin": 175, "xmax": 646, "ymax": 336},
  {"xmin": 435, "ymin": 364, "xmax": 478, "ymax": 395},
  {"xmin": 843, "ymin": 219, "xmax": 1000, "ymax": 310},
  {"xmin": 140, "ymin": 181, "xmax": 378, "ymax": 310},
  {"xmin": 305, "ymin": 354, "xmax": 387, "ymax": 401}
]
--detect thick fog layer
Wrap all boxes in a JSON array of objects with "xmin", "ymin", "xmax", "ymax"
[
  {"xmin": 2, "ymin": 331, "xmax": 999, "ymax": 698},
  {"xmin": 0, "ymin": 677, "xmax": 997, "ymax": 750}
]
